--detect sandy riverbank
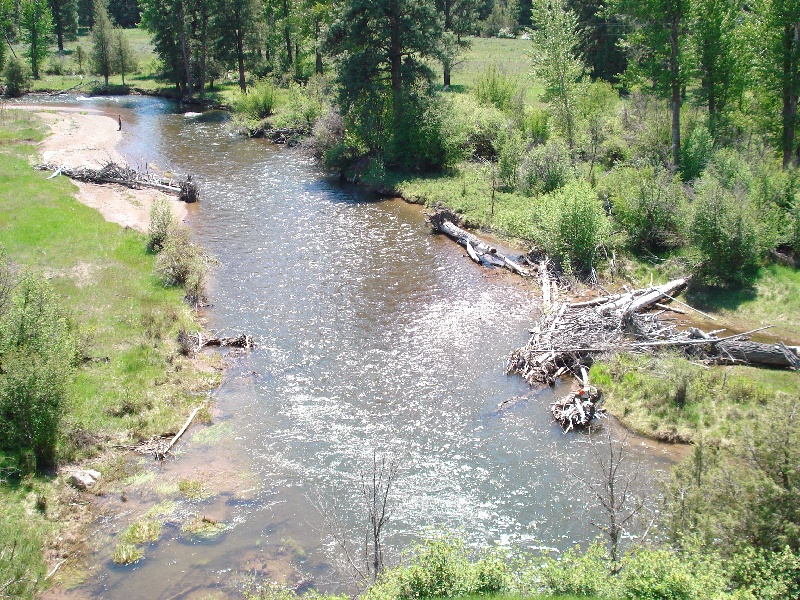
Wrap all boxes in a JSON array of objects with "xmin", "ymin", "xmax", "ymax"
[{"xmin": 17, "ymin": 105, "xmax": 188, "ymax": 232}]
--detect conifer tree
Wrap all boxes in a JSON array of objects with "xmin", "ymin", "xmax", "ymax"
[
  {"xmin": 326, "ymin": 0, "xmax": 444, "ymax": 167},
  {"xmin": 112, "ymin": 25, "xmax": 133, "ymax": 84},
  {"xmin": 20, "ymin": 0, "xmax": 54, "ymax": 79},
  {"xmin": 90, "ymin": 0, "xmax": 113, "ymax": 85},
  {"xmin": 48, "ymin": 0, "xmax": 78, "ymax": 52}
]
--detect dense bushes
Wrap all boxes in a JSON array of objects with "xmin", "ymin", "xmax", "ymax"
[
  {"xmin": 537, "ymin": 181, "xmax": 611, "ymax": 272},
  {"xmin": 0, "ymin": 269, "xmax": 78, "ymax": 472},
  {"xmin": 601, "ymin": 163, "xmax": 687, "ymax": 251},
  {"xmin": 232, "ymin": 78, "xmax": 279, "ymax": 123},
  {"xmin": 690, "ymin": 176, "xmax": 762, "ymax": 285}
]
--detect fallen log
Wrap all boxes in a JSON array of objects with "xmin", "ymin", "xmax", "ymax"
[
  {"xmin": 428, "ymin": 210, "xmax": 532, "ymax": 277},
  {"xmin": 619, "ymin": 279, "xmax": 688, "ymax": 316},
  {"xmin": 550, "ymin": 386, "xmax": 604, "ymax": 432},
  {"xmin": 712, "ymin": 340, "xmax": 800, "ymax": 369},
  {"xmin": 197, "ymin": 333, "xmax": 254, "ymax": 349}
]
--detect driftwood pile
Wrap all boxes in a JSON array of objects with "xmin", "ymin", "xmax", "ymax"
[
  {"xmin": 428, "ymin": 210, "xmax": 532, "ymax": 277},
  {"xmin": 178, "ymin": 329, "xmax": 254, "ymax": 356},
  {"xmin": 37, "ymin": 160, "xmax": 200, "ymax": 203},
  {"xmin": 507, "ymin": 277, "xmax": 800, "ymax": 388},
  {"xmin": 551, "ymin": 386, "xmax": 605, "ymax": 431}
]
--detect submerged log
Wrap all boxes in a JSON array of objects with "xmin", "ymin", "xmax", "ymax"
[{"xmin": 428, "ymin": 210, "xmax": 532, "ymax": 277}]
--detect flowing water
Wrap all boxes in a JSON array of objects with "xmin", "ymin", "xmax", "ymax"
[{"xmin": 21, "ymin": 96, "xmax": 682, "ymax": 599}]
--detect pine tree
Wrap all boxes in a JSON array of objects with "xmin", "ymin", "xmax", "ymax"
[
  {"xmin": 112, "ymin": 25, "xmax": 133, "ymax": 84},
  {"xmin": 437, "ymin": 0, "xmax": 480, "ymax": 87},
  {"xmin": 48, "ymin": 0, "xmax": 78, "ymax": 52},
  {"xmin": 20, "ymin": 0, "xmax": 54, "ymax": 79},
  {"xmin": 613, "ymin": 0, "xmax": 691, "ymax": 168},
  {"xmin": 326, "ymin": 0, "xmax": 444, "ymax": 167},
  {"xmin": 529, "ymin": 0, "xmax": 586, "ymax": 150},
  {"xmin": 90, "ymin": 0, "xmax": 113, "ymax": 85}
]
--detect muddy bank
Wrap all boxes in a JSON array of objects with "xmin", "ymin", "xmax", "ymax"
[{"xmin": 15, "ymin": 104, "xmax": 188, "ymax": 232}]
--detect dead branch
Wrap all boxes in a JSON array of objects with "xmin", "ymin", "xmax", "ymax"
[
  {"xmin": 427, "ymin": 209, "xmax": 532, "ymax": 277},
  {"xmin": 36, "ymin": 161, "xmax": 200, "ymax": 202}
]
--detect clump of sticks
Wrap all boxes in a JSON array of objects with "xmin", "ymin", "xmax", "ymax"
[
  {"xmin": 508, "ymin": 277, "xmax": 800, "ymax": 392},
  {"xmin": 37, "ymin": 160, "xmax": 200, "ymax": 203}
]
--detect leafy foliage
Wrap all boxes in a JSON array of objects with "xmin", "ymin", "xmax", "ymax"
[
  {"xmin": 0, "ymin": 273, "xmax": 77, "ymax": 471},
  {"xmin": 690, "ymin": 175, "xmax": 762, "ymax": 285},
  {"xmin": 3, "ymin": 58, "xmax": 31, "ymax": 97}
]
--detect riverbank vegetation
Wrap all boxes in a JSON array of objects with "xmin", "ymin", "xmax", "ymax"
[
  {"xmin": 0, "ymin": 109, "xmax": 220, "ymax": 597},
  {"xmin": 1, "ymin": 0, "xmax": 800, "ymax": 597}
]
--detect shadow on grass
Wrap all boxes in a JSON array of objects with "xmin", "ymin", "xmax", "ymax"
[{"xmin": 686, "ymin": 281, "xmax": 758, "ymax": 312}]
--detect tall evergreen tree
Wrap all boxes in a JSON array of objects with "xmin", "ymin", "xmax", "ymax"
[
  {"xmin": 529, "ymin": 0, "xmax": 585, "ymax": 150},
  {"xmin": 20, "ymin": 0, "xmax": 53, "ymax": 79},
  {"xmin": 213, "ymin": 0, "xmax": 259, "ymax": 92},
  {"xmin": 613, "ymin": 0, "xmax": 690, "ymax": 168},
  {"xmin": 326, "ymin": 0, "xmax": 444, "ymax": 167},
  {"xmin": 90, "ymin": 0, "xmax": 113, "ymax": 84},
  {"xmin": 437, "ymin": 0, "xmax": 480, "ymax": 87},
  {"xmin": 48, "ymin": 0, "xmax": 77, "ymax": 52},
  {"xmin": 566, "ymin": 0, "xmax": 626, "ymax": 83},
  {"xmin": 690, "ymin": 0, "xmax": 746, "ymax": 136},
  {"xmin": 752, "ymin": 0, "xmax": 800, "ymax": 168}
]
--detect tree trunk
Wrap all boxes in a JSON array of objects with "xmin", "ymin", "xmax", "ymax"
[
  {"xmin": 443, "ymin": 63, "xmax": 451, "ymax": 87},
  {"xmin": 670, "ymin": 13, "xmax": 681, "ymax": 168},
  {"xmin": 782, "ymin": 22, "xmax": 800, "ymax": 169},
  {"xmin": 236, "ymin": 32, "xmax": 246, "ymax": 92},
  {"xmin": 283, "ymin": 0, "xmax": 293, "ymax": 65},
  {"xmin": 714, "ymin": 340, "xmax": 800, "ymax": 369},
  {"xmin": 178, "ymin": 2, "xmax": 193, "ymax": 100},
  {"xmin": 315, "ymin": 19, "xmax": 323, "ymax": 74},
  {"xmin": 389, "ymin": 14, "xmax": 402, "ymax": 93}
]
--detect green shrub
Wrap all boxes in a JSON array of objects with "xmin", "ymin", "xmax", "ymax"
[
  {"xmin": 619, "ymin": 546, "xmax": 728, "ymax": 600},
  {"xmin": 0, "ymin": 274, "xmax": 78, "ymax": 471},
  {"xmin": 601, "ymin": 163, "xmax": 687, "ymax": 251},
  {"xmin": 680, "ymin": 123, "xmax": 715, "ymax": 181},
  {"xmin": 232, "ymin": 78, "xmax": 279, "ymax": 122},
  {"xmin": 521, "ymin": 107, "xmax": 549, "ymax": 144},
  {"xmin": 272, "ymin": 81, "xmax": 325, "ymax": 131},
  {"xmin": 3, "ymin": 58, "xmax": 30, "ymax": 98},
  {"xmin": 441, "ymin": 94, "xmax": 511, "ymax": 161},
  {"xmin": 155, "ymin": 227, "xmax": 212, "ymax": 305},
  {"xmin": 497, "ymin": 131, "xmax": 526, "ymax": 190},
  {"xmin": 727, "ymin": 546, "xmax": 800, "ymax": 600},
  {"xmin": 147, "ymin": 197, "xmax": 173, "ymax": 252},
  {"xmin": 537, "ymin": 542, "xmax": 616, "ymax": 598},
  {"xmin": 518, "ymin": 139, "xmax": 573, "ymax": 195},
  {"xmin": 690, "ymin": 176, "xmax": 762, "ymax": 286},
  {"xmin": 473, "ymin": 65, "xmax": 524, "ymax": 114},
  {"xmin": 385, "ymin": 93, "xmax": 451, "ymax": 172},
  {"xmin": 538, "ymin": 180, "xmax": 611, "ymax": 272}
]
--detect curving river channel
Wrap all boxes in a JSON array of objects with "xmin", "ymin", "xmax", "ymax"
[{"xmin": 25, "ymin": 96, "xmax": 681, "ymax": 599}]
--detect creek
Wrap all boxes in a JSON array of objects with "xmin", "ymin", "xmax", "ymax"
[{"xmin": 26, "ymin": 96, "xmax": 682, "ymax": 599}]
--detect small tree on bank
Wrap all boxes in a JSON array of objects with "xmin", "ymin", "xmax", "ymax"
[
  {"xmin": 90, "ymin": 0, "xmax": 113, "ymax": 85},
  {"xmin": 20, "ymin": 0, "xmax": 54, "ymax": 79},
  {"xmin": 112, "ymin": 25, "xmax": 134, "ymax": 85}
]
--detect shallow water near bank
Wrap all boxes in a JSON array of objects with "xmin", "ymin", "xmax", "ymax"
[{"xmin": 24, "ymin": 96, "xmax": 683, "ymax": 599}]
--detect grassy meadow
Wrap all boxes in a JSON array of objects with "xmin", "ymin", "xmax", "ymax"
[{"xmin": 0, "ymin": 109, "xmax": 220, "ymax": 597}]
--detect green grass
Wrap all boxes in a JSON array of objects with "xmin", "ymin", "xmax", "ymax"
[
  {"xmin": 18, "ymin": 27, "xmax": 239, "ymax": 102},
  {"xmin": 591, "ymin": 353, "xmax": 800, "ymax": 443},
  {"xmin": 434, "ymin": 36, "xmax": 545, "ymax": 106},
  {"xmin": 0, "ymin": 110, "xmax": 220, "ymax": 592}
]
